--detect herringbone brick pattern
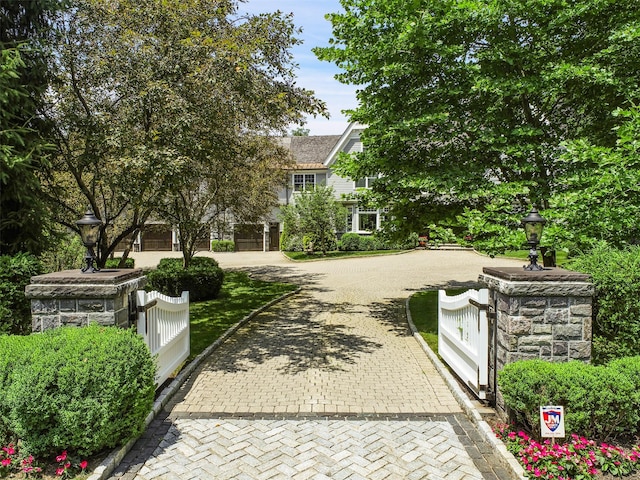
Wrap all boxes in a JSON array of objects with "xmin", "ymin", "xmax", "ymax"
[{"xmin": 117, "ymin": 417, "xmax": 494, "ymax": 480}]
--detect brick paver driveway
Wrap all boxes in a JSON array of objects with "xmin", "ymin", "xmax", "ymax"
[{"xmin": 111, "ymin": 250, "xmax": 523, "ymax": 479}]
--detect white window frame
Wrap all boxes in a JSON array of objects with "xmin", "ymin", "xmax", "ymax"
[{"xmin": 293, "ymin": 173, "xmax": 316, "ymax": 192}]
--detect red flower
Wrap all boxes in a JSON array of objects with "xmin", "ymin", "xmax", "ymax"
[
  {"xmin": 56, "ymin": 467, "xmax": 65, "ymax": 476},
  {"xmin": 1, "ymin": 458, "xmax": 11, "ymax": 467},
  {"xmin": 80, "ymin": 460, "xmax": 88, "ymax": 470},
  {"xmin": 56, "ymin": 450, "xmax": 67, "ymax": 462}
]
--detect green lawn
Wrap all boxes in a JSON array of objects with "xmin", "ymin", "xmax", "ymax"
[
  {"xmin": 188, "ymin": 270, "xmax": 297, "ymax": 361},
  {"xmin": 408, "ymin": 288, "xmax": 467, "ymax": 354},
  {"xmin": 283, "ymin": 249, "xmax": 403, "ymax": 261}
]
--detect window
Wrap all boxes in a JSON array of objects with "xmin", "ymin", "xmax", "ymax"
[
  {"xmin": 355, "ymin": 176, "xmax": 377, "ymax": 189},
  {"xmin": 293, "ymin": 173, "xmax": 316, "ymax": 191},
  {"xmin": 358, "ymin": 208, "xmax": 378, "ymax": 232}
]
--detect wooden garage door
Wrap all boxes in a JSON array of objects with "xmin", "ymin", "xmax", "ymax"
[
  {"xmin": 234, "ymin": 224, "xmax": 263, "ymax": 251},
  {"xmin": 141, "ymin": 225, "xmax": 172, "ymax": 251}
]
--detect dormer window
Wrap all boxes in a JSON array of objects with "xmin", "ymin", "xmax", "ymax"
[{"xmin": 293, "ymin": 174, "xmax": 316, "ymax": 192}]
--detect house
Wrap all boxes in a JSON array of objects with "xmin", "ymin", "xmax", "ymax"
[{"xmin": 130, "ymin": 122, "xmax": 381, "ymax": 252}]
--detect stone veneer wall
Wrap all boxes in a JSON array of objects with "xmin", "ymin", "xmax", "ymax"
[
  {"xmin": 478, "ymin": 267, "xmax": 594, "ymax": 417},
  {"xmin": 26, "ymin": 269, "xmax": 146, "ymax": 332}
]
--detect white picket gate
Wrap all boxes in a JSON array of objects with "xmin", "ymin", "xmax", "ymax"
[
  {"xmin": 438, "ymin": 289, "xmax": 489, "ymax": 400},
  {"xmin": 137, "ymin": 290, "xmax": 190, "ymax": 388}
]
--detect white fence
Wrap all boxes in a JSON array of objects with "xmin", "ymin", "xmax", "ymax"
[
  {"xmin": 438, "ymin": 289, "xmax": 489, "ymax": 400},
  {"xmin": 137, "ymin": 290, "xmax": 190, "ymax": 388}
]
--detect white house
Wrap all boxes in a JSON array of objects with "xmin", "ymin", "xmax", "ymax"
[{"xmin": 130, "ymin": 122, "xmax": 381, "ymax": 252}]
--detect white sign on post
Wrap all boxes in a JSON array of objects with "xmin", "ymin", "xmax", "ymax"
[{"xmin": 540, "ymin": 406, "xmax": 565, "ymax": 438}]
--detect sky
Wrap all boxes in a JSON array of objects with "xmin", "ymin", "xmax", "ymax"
[{"xmin": 239, "ymin": 0, "xmax": 358, "ymax": 136}]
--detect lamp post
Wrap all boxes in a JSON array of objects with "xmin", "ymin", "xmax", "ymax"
[
  {"xmin": 521, "ymin": 207, "xmax": 546, "ymax": 271},
  {"xmin": 76, "ymin": 207, "xmax": 102, "ymax": 273}
]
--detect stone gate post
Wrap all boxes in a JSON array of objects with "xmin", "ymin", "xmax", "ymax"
[
  {"xmin": 26, "ymin": 269, "xmax": 146, "ymax": 332},
  {"xmin": 478, "ymin": 267, "xmax": 594, "ymax": 418}
]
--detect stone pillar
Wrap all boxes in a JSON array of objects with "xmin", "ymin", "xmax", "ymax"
[
  {"xmin": 26, "ymin": 269, "xmax": 146, "ymax": 332},
  {"xmin": 478, "ymin": 267, "xmax": 594, "ymax": 417}
]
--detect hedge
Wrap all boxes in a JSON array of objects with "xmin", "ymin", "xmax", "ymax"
[
  {"xmin": 211, "ymin": 240, "xmax": 234, "ymax": 252},
  {"xmin": 147, "ymin": 257, "xmax": 224, "ymax": 301},
  {"xmin": 499, "ymin": 357, "xmax": 640, "ymax": 442},
  {"xmin": 0, "ymin": 325, "xmax": 156, "ymax": 457}
]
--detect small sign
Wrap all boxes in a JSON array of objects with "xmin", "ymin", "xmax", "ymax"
[{"xmin": 540, "ymin": 406, "xmax": 565, "ymax": 437}]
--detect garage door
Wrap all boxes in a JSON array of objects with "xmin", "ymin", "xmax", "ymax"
[
  {"xmin": 234, "ymin": 224, "xmax": 264, "ymax": 251},
  {"xmin": 141, "ymin": 225, "xmax": 173, "ymax": 251}
]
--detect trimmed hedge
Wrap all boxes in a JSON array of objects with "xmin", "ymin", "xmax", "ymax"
[
  {"xmin": 211, "ymin": 240, "xmax": 234, "ymax": 252},
  {"xmin": 0, "ymin": 325, "xmax": 156, "ymax": 457},
  {"xmin": 499, "ymin": 357, "xmax": 640, "ymax": 442},
  {"xmin": 0, "ymin": 253, "xmax": 43, "ymax": 335},
  {"xmin": 104, "ymin": 257, "xmax": 135, "ymax": 269},
  {"xmin": 567, "ymin": 244, "xmax": 640, "ymax": 364},
  {"xmin": 147, "ymin": 257, "xmax": 224, "ymax": 301}
]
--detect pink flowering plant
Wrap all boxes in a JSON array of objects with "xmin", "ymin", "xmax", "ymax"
[
  {"xmin": 494, "ymin": 424, "xmax": 640, "ymax": 479},
  {"xmin": 0, "ymin": 443, "xmax": 87, "ymax": 479},
  {"xmin": 1, "ymin": 443, "xmax": 43, "ymax": 478}
]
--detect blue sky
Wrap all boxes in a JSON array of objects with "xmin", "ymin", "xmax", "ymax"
[{"xmin": 239, "ymin": 0, "xmax": 358, "ymax": 135}]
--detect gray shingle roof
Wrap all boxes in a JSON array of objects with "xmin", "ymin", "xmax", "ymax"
[{"xmin": 282, "ymin": 135, "xmax": 342, "ymax": 169}]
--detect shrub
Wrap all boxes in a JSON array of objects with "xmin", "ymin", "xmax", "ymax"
[
  {"xmin": 104, "ymin": 257, "xmax": 135, "ymax": 269},
  {"xmin": 211, "ymin": 240, "xmax": 234, "ymax": 252},
  {"xmin": 0, "ymin": 325, "xmax": 155, "ymax": 457},
  {"xmin": 147, "ymin": 257, "xmax": 224, "ymax": 301},
  {"xmin": 0, "ymin": 254, "xmax": 43, "ymax": 335},
  {"xmin": 338, "ymin": 233, "xmax": 362, "ymax": 251},
  {"xmin": 567, "ymin": 244, "xmax": 640, "ymax": 363},
  {"xmin": 281, "ymin": 234, "xmax": 303, "ymax": 252},
  {"xmin": 499, "ymin": 358, "xmax": 640, "ymax": 442}
]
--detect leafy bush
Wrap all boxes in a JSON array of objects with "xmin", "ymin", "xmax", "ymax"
[
  {"xmin": 499, "ymin": 358, "xmax": 640, "ymax": 442},
  {"xmin": 104, "ymin": 257, "xmax": 135, "ymax": 269},
  {"xmin": 281, "ymin": 234, "xmax": 303, "ymax": 252},
  {"xmin": 566, "ymin": 244, "xmax": 640, "ymax": 363},
  {"xmin": 211, "ymin": 240, "xmax": 234, "ymax": 252},
  {"xmin": 0, "ymin": 325, "xmax": 155, "ymax": 457},
  {"xmin": 147, "ymin": 257, "xmax": 224, "ymax": 301},
  {"xmin": 39, "ymin": 232, "xmax": 84, "ymax": 273},
  {"xmin": 338, "ymin": 233, "xmax": 362, "ymax": 251},
  {"xmin": 0, "ymin": 254, "xmax": 43, "ymax": 335}
]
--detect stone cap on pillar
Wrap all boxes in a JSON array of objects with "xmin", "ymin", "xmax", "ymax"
[
  {"xmin": 479, "ymin": 267, "xmax": 594, "ymax": 297},
  {"xmin": 26, "ymin": 269, "xmax": 147, "ymax": 298}
]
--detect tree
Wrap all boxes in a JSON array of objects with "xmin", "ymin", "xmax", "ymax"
[
  {"xmin": 0, "ymin": 0, "xmax": 64, "ymax": 256},
  {"xmin": 41, "ymin": 0, "xmax": 326, "ymax": 267},
  {"xmin": 290, "ymin": 127, "xmax": 310, "ymax": 136},
  {"xmin": 281, "ymin": 186, "xmax": 347, "ymax": 255},
  {"xmin": 316, "ymin": 0, "xmax": 640, "ymax": 253}
]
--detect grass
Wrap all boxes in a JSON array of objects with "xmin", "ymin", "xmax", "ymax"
[
  {"xmin": 408, "ymin": 288, "xmax": 467, "ymax": 354},
  {"xmin": 283, "ymin": 249, "xmax": 403, "ymax": 261},
  {"xmin": 496, "ymin": 249, "xmax": 569, "ymax": 266},
  {"xmin": 188, "ymin": 270, "xmax": 297, "ymax": 361}
]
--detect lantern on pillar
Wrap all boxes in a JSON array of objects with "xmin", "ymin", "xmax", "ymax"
[{"xmin": 76, "ymin": 207, "xmax": 102, "ymax": 273}]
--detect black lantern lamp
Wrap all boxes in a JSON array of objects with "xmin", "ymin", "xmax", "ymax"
[
  {"xmin": 76, "ymin": 207, "xmax": 102, "ymax": 273},
  {"xmin": 521, "ymin": 207, "xmax": 547, "ymax": 271}
]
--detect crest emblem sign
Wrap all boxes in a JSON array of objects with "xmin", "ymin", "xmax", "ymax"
[{"xmin": 540, "ymin": 406, "xmax": 565, "ymax": 438}]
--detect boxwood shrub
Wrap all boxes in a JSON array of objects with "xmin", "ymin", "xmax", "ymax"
[
  {"xmin": 147, "ymin": 257, "xmax": 224, "ymax": 301},
  {"xmin": 0, "ymin": 325, "xmax": 156, "ymax": 457},
  {"xmin": 499, "ymin": 357, "xmax": 640, "ymax": 442},
  {"xmin": 211, "ymin": 240, "xmax": 235, "ymax": 252}
]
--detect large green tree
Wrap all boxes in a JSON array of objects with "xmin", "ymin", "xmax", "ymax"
[
  {"xmin": 42, "ymin": 0, "xmax": 325, "ymax": 267},
  {"xmin": 0, "ymin": 0, "xmax": 64, "ymax": 255},
  {"xmin": 316, "ymin": 0, "xmax": 640, "ymax": 253}
]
